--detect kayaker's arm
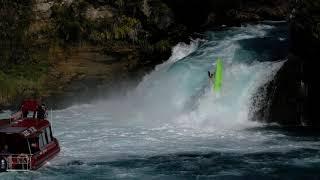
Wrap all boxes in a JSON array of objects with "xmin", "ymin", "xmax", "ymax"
[
  {"xmin": 208, "ymin": 71, "xmax": 213, "ymax": 78},
  {"xmin": 208, "ymin": 71, "xmax": 215, "ymax": 86}
]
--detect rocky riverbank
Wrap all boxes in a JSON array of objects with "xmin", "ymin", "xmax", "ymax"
[{"xmin": 0, "ymin": 0, "xmax": 184, "ymax": 109}]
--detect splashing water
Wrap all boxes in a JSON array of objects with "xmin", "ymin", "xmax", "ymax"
[{"xmin": 2, "ymin": 22, "xmax": 320, "ymax": 180}]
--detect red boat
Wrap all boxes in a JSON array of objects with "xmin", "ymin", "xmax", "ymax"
[{"xmin": 0, "ymin": 100, "xmax": 60, "ymax": 171}]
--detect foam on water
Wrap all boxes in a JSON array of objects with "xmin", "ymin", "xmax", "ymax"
[
  {"xmin": 48, "ymin": 23, "xmax": 288, "ymax": 161},
  {"xmin": 3, "ymin": 23, "xmax": 320, "ymax": 179}
]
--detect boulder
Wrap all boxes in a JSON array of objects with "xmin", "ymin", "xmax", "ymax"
[{"xmin": 266, "ymin": 0, "xmax": 320, "ymax": 127}]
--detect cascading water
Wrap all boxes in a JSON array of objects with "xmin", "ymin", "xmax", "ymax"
[
  {"xmin": 109, "ymin": 23, "xmax": 285, "ymax": 129},
  {"xmin": 2, "ymin": 22, "xmax": 320, "ymax": 179}
]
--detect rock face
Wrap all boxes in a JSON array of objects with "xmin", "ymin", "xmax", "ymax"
[
  {"xmin": 0, "ymin": 0, "xmax": 187, "ymax": 109},
  {"xmin": 163, "ymin": 0, "xmax": 288, "ymax": 30},
  {"xmin": 263, "ymin": 0, "xmax": 320, "ymax": 127},
  {"xmin": 84, "ymin": 6, "xmax": 115, "ymax": 21}
]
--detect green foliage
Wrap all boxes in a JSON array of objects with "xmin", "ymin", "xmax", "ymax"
[
  {"xmin": 51, "ymin": 4, "xmax": 82, "ymax": 43},
  {"xmin": 0, "ymin": 72, "xmax": 15, "ymax": 102},
  {"xmin": 51, "ymin": 0, "xmax": 94, "ymax": 44},
  {"xmin": 0, "ymin": 0, "xmax": 34, "ymax": 69},
  {"xmin": 6, "ymin": 63, "xmax": 48, "ymax": 81},
  {"xmin": 49, "ymin": 0, "xmax": 171, "ymax": 51},
  {"xmin": 0, "ymin": 0, "xmax": 178, "ymax": 106},
  {"xmin": 86, "ymin": 15, "xmax": 142, "ymax": 44},
  {"xmin": 89, "ymin": 31, "xmax": 106, "ymax": 42},
  {"xmin": 0, "ymin": 70, "xmax": 45, "ymax": 106},
  {"xmin": 0, "ymin": 0, "xmax": 51, "ymax": 106},
  {"xmin": 154, "ymin": 40, "xmax": 171, "ymax": 52},
  {"xmin": 51, "ymin": 0, "xmax": 142, "ymax": 44},
  {"xmin": 142, "ymin": 40, "xmax": 172, "ymax": 54},
  {"xmin": 0, "ymin": 0, "xmax": 33, "ymax": 40},
  {"xmin": 112, "ymin": 16, "xmax": 141, "ymax": 41}
]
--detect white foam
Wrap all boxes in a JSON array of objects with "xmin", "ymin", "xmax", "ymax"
[{"xmin": 32, "ymin": 24, "xmax": 302, "ymax": 167}]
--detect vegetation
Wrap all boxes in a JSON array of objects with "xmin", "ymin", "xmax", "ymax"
[
  {"xmin": 0, "ymin": 0, "xmax": 49, "ymax": 107},
  {"xmin": 51, "ymin": 1, "xmax": 150, "ymax": 44},
  {"xmin": 51, "ymin": 1, "xmax": 88, "ymax": 43},
  {"xmin": 0, "ymin": 0, "xmax": 186, "ymax": 107},
  {"xmin": 0, "ymin": 69, "xmax": 46, "ymax": 107},
  {"xmin": 0, "ymin": 0, "xmax": 33, "ymax": 69}
]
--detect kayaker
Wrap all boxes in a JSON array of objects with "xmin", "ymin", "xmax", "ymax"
[{"xmin": 37, "ymin": 104, "xmax": 47, "ymax": 119}]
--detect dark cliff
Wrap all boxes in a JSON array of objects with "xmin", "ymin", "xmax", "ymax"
[
  {"xmin": 260, "ymin": 0, "xmax": 320, "ymax": 127},
  {"xmin": 164, "ymin": 0, "xmax": 288, "ymax": 30}
]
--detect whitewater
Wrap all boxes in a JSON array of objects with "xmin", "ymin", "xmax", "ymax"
[{"xmin": 2, "ymin": 22, "xmax": 320, "ymax": 179}]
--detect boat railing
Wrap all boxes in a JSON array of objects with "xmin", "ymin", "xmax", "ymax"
[{"xmin": 0, "ymin": 153, "xmax": 32, "ymax": 171}]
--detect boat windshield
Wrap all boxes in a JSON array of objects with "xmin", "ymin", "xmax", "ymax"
[{"xmin": 0, "ymin": 134, "xmax": 30, "ymax": 154}]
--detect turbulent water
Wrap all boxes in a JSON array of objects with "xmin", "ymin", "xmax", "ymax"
[{"xmin": 2, "ymin": 22, "xmax": 320, "ymax": 180}]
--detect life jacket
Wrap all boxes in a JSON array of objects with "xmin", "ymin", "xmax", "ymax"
[{"xmin": 21, "ymin": 100, "xmax": 39, "ymax": 112}]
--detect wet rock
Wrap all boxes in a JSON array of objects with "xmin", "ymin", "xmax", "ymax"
[
  {"xmin": 266, "ymin": 0, "xmax": 320, "ymax": 127},
  {"xmin": 33, "ymin": 0, "xmax": 54, "ymax": 20},
  {"xmin": 85, "ymin": 5, "xmax": 115, "ymax": 21},
  {"xmin": 67, "ymin": 160, "xmax": 84, "ymax": 166},
  {"xmin": 163, "ymin": 0, "xmax": 288, "ymax": 29}
]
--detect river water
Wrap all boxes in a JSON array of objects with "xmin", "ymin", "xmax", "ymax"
[{"xmin": 2, "ymin": 22, "xmax": 320, "ymax": 180}]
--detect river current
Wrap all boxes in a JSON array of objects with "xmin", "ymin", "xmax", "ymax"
[{"xmin": 2, "ymin": 22, "xmax": 320, "ymax": 180}]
